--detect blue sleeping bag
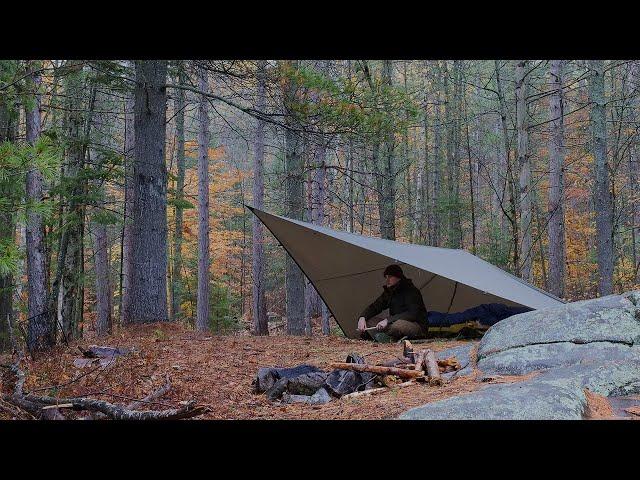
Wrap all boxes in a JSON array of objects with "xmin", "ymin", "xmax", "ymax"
[{"xmin": 427, "ymin": 303, "xmax": 531, "ymax": 328}]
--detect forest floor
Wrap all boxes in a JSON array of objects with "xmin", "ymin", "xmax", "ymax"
[{"xmin": 0, "ymin": 322, "xmax": 561, "ymax": 420}]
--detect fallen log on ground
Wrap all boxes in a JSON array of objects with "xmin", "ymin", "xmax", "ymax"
[
  {"xmin": 1, "ymin": 362, "xmax": 207, "ymax": 420},
  {"xmin": 328, "ymin": 362, "xmax": 424, "ymax": 379},
  {"xmin": 425, "ymin": 350, "xmax": 443, "ymax": 386}
]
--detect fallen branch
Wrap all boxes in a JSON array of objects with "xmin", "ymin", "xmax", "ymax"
[
  {"xmin": 2, "ymin": 362, "xmax": 207, "ymax": 420},
  {"xmin": 341, "ymin": 381, "xmax": 415, "ymax": 400},
  {"xmin": 21, "ymin": 394, "xmax": 207, "ymax": 420},
  {"xmin": 127, "ymin": 373, "xmax": 172, "ymax": 410},
  {"xmin": 329, "ymin": 362, "xmax": 424, "ymax": 379},
  {"xmin": 0, "ymin": 397, "xmax": 36, "ymax": 420},
  {"xmin": 80, "ymin": 374, "xmax": 173, "ymax": 420}
]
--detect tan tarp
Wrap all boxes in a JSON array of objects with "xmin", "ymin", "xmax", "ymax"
[{"xmin": 248, "ymin": 206, "xmax": 564, "ymax": 338}]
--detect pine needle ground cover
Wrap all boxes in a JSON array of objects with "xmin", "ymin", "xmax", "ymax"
[{"xmin": 1, "ymin": 323, "xmax": 549, "ymax": 420}]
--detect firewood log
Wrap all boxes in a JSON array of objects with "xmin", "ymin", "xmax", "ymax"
[
  {"xmin": 341, "ymin": 381, "xmax": 415, "ymax": 400},
  {"xmin": 403, "ymin": 340, "xmax": 415, "ymax": 363},
  {"xmin": 413, "ymin": 350, "xmax": 427, "ymax": 375},
  {"xmin": 425, "ymin": 350, "xmax": 443, "ymax": 386},
  {"xmin": 328, "ymin": 362, "xmax": 424, "ymax": 379}
]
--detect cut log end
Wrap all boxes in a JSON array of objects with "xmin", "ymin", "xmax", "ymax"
[{"xmin": 425, "ymin": 350, "xmax": 443, "ymax": 386}]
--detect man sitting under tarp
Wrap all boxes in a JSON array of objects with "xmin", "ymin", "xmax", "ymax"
[
  {"xmin": 356, "ymin": 264, "xmax": 429, "ymax": 342},
  {"xmin": 356, "ymin": 264, "xmax": 533, "ymax": 342}
]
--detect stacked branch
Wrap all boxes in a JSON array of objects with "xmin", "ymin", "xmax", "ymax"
[
  {"xmin": 328, "ymin": 362, "xmax": 425, "ymax": 379},
  {"xmin": 331, "ymin": 342, "xmax": 447, "ymax": 387},
  {"xmin": 401, "ymin": 341, "xmax": 443, "ymax": 385}
]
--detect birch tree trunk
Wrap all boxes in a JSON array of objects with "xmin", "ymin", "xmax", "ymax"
[
  {"xmin": 124, "ymin": 60, "xmax": 169, "ymax": 324},
  {"xmin": 171, "ymin": 64, "xmax": 186, "ymax": 322},
  {"xmin": 25, "ymin": 60, "xmax": 53, "ymax": 351},
  {"xmin": 196, "ymin": 66, "xmax": 210, "ymax": 332},
  {"xmin": 252, "ymin": 60, "xmax": 268, "ymax": 335},
  {"xmin": 516, "ymin": 60, "xmax": 532, "ymax": 281},
  {"xmin": 282, "ymin": 60, "xmax": 306, "ymax": 335},
  {"xmin": 548, "ymin": 59, "xmax": 566, "ymax": 298},
  {"xmin": 589, "ymin": 60, "xmax": 614, "ymax": 296}
]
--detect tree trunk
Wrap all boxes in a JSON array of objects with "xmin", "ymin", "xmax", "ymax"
[
  {"xmin": 282, "ymin": 60, "xmax": 306, "ymax": 336},
  {"xmin": 494, "ymin": 60, "xmax": 519, "ymax": 275},
  {"xmin": 589, "ymin": 60, "xmax": 614, "ymax": 295},
  {"xmin": 90, "ymin": 88, "xmax": 112, "ymax": 337},
  {"xmin": 124, "ymin": 60, "xmax": 169, "ymax": 324},
  {"xmin": 445, "ymin": 60, "xmax": 463, "ymax": 248},
  {"xmin": 315, "ymin": 135, "xmax": 330, "ymax": 335},
  {"xmin": 58, "ymin": 62, "xmax": 85, "ymax": 340},
  {"xmin": 196, "ymin": 66, "xmax": 210, "ymax": 333},
  {"xmin": 429, "ymin": 62, "xmax": 443, "ymax": 247},
  {"xmin": 0, "ymin": 83, "xmax": 18, "ymax": 351},
  {"xmin": 171, "ymin": 64, "xmax": 186, "ymax": 322},
  {"xmin": 92, "ymin": 222, "xmax": 111, "ymax": 336},
  {"xmin": 463, "ymin": 79, "xmax": 477, "ymax": 255},
  {"xmin": 48, "ymin": 61, "xmax": 88, "ymax": 343},
  {"xmin": 25, "ymin": 60, "xmax": 53, "ymax": 351},
  {"xmin": 548, "ymin": 59, "xmax": 566, "ymax": 298},
  {"xmin": 252, "ymin": 60, "xmax": 269, "ymax": 335},
  {"xmin": 516, "ymin": 60, "xmax": 532, "ymax": 281},
  {"xmin": 379, "ymin": 60, "xmax": 396, "ymax": 240},
  {"xmin": 120, "ymin": 79, "xmax": 135, "ymax": 325},
  {"xmin": 416, "ymin": 87, "xmax": 427, "ymax": 244},
  {"xmin": 403, "ymin": 61, "xmax": 414, "ymax": 242},
  {"xmin": 627, "ymin": 61, "xmax": 640, "ymax": 282}
]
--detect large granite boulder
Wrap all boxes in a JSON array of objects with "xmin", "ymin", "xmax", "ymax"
[
  {"xmin": 478, "ymin": 293, "xmax": 640, "ymax": 359},
  {"xmin": 476, "ymin": 292, "xmax": 640, "ymax": 375},
  {"xmin": 478, "ymin": 342, "xmax": 640, "ymax": 376},
  {"xmin": 399, "ymin": 360, "xmax": 640, "ymax": 420},
  {"xmin": 399, "ymin": 291, "xmax": 640, "ymax": 419}
]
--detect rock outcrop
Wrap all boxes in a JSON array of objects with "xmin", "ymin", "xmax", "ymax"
[{"xmin": 399, "ymin": 291, "xmax": 640, "ymax": 420}]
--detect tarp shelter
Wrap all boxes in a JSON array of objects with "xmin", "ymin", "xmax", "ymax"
[{"xmin": 248, "ymin": 206, "xmax": 565, "ymax": 338}]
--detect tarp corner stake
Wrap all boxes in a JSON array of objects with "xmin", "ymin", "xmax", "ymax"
[{"xmin": 249, "ymin": 207, "xmax": 564, "ymax": 339}]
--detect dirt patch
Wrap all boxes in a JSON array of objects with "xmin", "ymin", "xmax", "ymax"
[{"xmin": 1, "ymin": 323, "xmax": 537, "ymax": 420}]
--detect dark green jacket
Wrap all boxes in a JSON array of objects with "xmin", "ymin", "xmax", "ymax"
[{"xmin": 360, "ymin": 277, "xmax": 427, "ymax": 326}]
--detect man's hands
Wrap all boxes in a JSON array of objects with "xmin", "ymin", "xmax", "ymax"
[
  {"xmin": 357, "ymin": 317, "xmax": 367, "ymax": 332},
  {"xmin": 357, "ymin": 317, "xmax": 389, "ymax": 332}
]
